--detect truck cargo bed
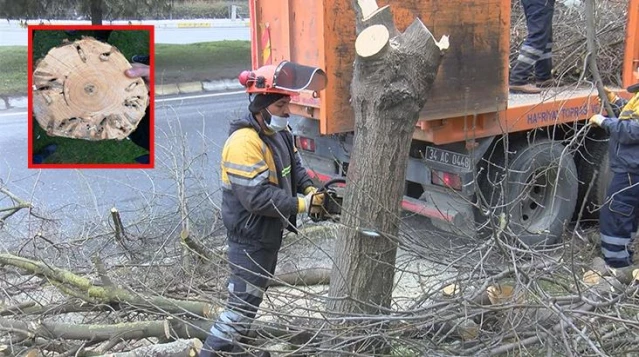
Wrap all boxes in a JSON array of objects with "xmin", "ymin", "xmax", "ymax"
[
  {"xmin": 507, "ymin": 86, "xmax": 598, "ymax": 108},
  {"xmin": 413, "ymin": 85, "xmax": 607, "ymax": 145}
]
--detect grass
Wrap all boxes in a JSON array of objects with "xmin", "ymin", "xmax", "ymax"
[
  {"xmin": 0, "ymin": 40, "xmax": 250, "ymax": 96},
  {"xmin": 0, "ymin": 46, "xmax": 28, "ymax": 96},
  {"xmin": 155, "ymin": 41, "xmax": 250, "ymax": 84},
  {"xmin": 6, "ymin": 31, "xmax": 249, "ymax": 164},
  {"xmin": 33, "ymin": 121, "xmax": 149, "ymax": 164},
  {"xmin": 32, "ymin": 29, "xmax": 151, "ymax": 64}
]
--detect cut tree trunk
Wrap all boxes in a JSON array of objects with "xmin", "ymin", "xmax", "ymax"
[
  {"xmin": 32, "ymin": 38, "xmax": 148, "ymax": 141},
  {"xmin": 98, "ymin": 338, "xmax": 202, "ymax": 357},
  {"xmin": 325, "ymin": 1, "xmax": 448, "ymax": 355},
  {"xmin": 90, "ymin": 0, "xmax": 104, "ymax": 25}
]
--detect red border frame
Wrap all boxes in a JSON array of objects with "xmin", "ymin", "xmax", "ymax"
[{"xmin": 28, "ymin": 24, "xmax": 155, "ymax": 169}]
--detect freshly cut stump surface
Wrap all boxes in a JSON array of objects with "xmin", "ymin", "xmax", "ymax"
[{"xmin": 32, "ymin": 37, "xmax": 149, "ymax": 140}]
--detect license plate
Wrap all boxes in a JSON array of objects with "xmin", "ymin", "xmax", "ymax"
[{"xmin": 425, "ymin": 147, "xmax": 471, "ymax": 170}]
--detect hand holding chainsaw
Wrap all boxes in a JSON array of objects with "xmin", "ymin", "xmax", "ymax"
[
  {"xmin": 301, "ymin": 189, "xmax": 325, "ymax": 215},
  {"xmin": 308, "ymin": 178, "xmax": 345, "ymax": 222}
]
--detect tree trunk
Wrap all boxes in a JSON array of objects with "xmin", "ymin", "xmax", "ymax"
[
  {"xmin": 325, "ymin": 2, "xmax": 447, "ymax": 355},
  {"xmin": 90, "ymin": 0, "xmax": 103, "ymax": 25}
]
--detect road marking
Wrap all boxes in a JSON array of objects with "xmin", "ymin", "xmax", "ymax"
[
  {"xmin": 0, "ymin": 91, "xmax": 245, "ymax": 117},
  {"xmin": 156, "ymin": 91, "xmax": 245, "ymax": 103},
  {"xmin": 0, "ymin": 111, "xmax": 27, "ymax": 118}
]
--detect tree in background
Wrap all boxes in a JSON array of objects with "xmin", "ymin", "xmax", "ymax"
[{"xmin": 0, "ymin": 0, "xmax": 189, "ymax": 23}]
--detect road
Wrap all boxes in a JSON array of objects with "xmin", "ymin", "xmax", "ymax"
[
  {"xmin": 0, "ymin": 92, "xmax": 246, "ymax": 236},
  {"xmin": 0, "ymin": 90, "xmax": 448, "ymax": 250},
  {"xmin": 0, "ymin": 20, "xmax": 250, "ymax": 46}
]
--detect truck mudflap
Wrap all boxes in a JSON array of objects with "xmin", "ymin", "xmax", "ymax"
[{"xmin": 307, "ymin": 170, "xmax": 476, "ymax": 234}]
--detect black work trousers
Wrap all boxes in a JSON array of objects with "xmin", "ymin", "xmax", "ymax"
[
  {"xmin": 510, "ymin": 0, "xmax": 555, "ymax": 85},
  {"xmin": 200, "ymin": 239, "xmax": 280, "ymax": 355},
  {"xmin": 600, "ymin": 173, "xmax": 639, "ymax": 268}
]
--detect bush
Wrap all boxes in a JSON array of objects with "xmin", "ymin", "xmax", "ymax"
[{"xmin": 163, "ymin": 1, "xmax": 249, "ymax": 19}]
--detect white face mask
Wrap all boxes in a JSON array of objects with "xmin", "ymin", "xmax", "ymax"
[{"xmin": 264, "ymin": 109, "xmax": 289, "ymax": 132}]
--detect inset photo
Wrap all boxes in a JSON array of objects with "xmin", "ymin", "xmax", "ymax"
[{"xmin": 28, "ymin": 25, "xmax": 154, "ymax": 168}]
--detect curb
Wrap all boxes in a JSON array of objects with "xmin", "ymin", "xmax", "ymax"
[
  {"xmin": 155, "ymin": 83, "xmax": 180, "ymax": 96},
  {"xmin": 158, "ymin": 79, "xmax": 243, "ymax": 95},
  {"xmin": 1, "ymin": 79, "xmax": 244, "ymax": 111},
  {"xmin": 0, "ymin": 96, "xmax": 27, "ymax": 110},
  {"xmin": 177, "ymin": 81, "xmax": 203, "ymax": 94}
]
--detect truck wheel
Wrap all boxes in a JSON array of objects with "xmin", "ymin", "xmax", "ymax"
[
  {"xmin": 574, "ymin": 138, "xmax": 610, "ymax": 221},
  {"xmin": 480, "ymin": 139, "xmax": 578, "ymax": 247}
]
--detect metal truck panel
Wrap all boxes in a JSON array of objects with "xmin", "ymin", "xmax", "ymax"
[
  {"xmin": 251, "ymin": 0, "xmax": 639, "ymax": 146},
  {"xmin": 250, "ymin": 0, "xmax": 509, "ymax": 135},
  {"xmin": 624, "ymin": 0, "xmax": 639, "ymax": 87}
]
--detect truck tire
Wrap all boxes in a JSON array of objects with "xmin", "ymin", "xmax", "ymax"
[
  {"xmin": 574, "ymin": 138, "xmax": 610, "ymax": 221},
  {"xmin": 479, "ymin": 139, "xmax": 578, "ymax": 247}
]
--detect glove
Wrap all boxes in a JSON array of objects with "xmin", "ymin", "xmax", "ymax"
[
  {"xmin": 588, "ymin": 114, "xmax": 606, "ymax": 127},
  {"xmin": 297, "ymin": 186, "xmax": 317, "ymax": 214},
  {"xmin": 600, "ymin": 87, "xmax": 619, "ymax": 104},
  {"xmin": 297, "ymin": 191, "xmax": 325, "ymax": 214},
  {"xmin": 309, "ymin": 192, "xmax": 325, "ymax": 216},
  {"xmin": 303, "ymin": 186, "xmax": 318, "ymax": 195}
]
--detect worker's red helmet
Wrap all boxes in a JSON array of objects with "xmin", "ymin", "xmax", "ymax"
[{"xmin": 238, "ymin": 60, "xmax": 327, "ymax": 96}]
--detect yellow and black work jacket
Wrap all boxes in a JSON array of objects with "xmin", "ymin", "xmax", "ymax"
[
  {"xmin": 601, "ymin": 95, "xmax": 639, "ymax": 174},
  {"xmin": 221, "ymin": 113, "xmax": 314, "ymax": 248}
]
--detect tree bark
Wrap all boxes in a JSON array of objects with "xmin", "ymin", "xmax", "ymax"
[
  {"xmin": 90, "ymin": 0, "xmax": 103, "ymax": 25},
  {"xmin": 325, "ymin": 2, "xmax": 447, "ymax": 355},
  {"xmin": 0, "ymin": 317, "xmax": 318, "ymax": 353},
  {"xmin": 0, "ymin": 317, "xmax": 210, "ymax": 342},
  {"xmin": 98, "ymin": 338, "xmax": 202, "ymax": 357}
]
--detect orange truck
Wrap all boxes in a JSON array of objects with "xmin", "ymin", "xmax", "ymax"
[{"xmin": 248, "ymin": 0, "xmax": 639, "ymax": 245}]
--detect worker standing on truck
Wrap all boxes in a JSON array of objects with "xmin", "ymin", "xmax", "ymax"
[
  {"xmin": 200, "ymin": 61, "xmax": 327, "ymax": 356},
  {"xmin": 589, "ymin": 87, "xmax": 639, "ymax": 268},
  {"xmin": 509, "ymin": 0, "xmax": 556, "ymax": 94}
]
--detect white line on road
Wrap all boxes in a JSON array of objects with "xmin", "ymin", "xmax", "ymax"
[
  {"xmin": 0, "ymin": 111, "xmax": 27, "ymax": 118},
  {"xmin": 0, "ymin": 91, "xmax": 244, "ymax": 117}
]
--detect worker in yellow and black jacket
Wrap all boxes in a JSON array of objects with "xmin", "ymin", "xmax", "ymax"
[{"xmin": 200, "ymin": 61, "xmax": 327, "ymax": 356}]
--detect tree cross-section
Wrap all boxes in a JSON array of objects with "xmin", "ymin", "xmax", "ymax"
[{"xmin": 32, "ymin": 37, "xmax": 149, "ymax": 141}]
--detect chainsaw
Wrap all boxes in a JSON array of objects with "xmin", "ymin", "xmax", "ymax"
[{"xmin": 309, "ymin": 178, "xmax": 345, "ymax": 222}]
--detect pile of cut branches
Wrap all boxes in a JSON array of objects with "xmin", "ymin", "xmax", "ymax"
[{"xmin": 4, "ymin": 180, "xmax": 639, "ymax": 357}]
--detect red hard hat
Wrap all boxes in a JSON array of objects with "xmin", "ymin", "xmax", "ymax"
[{"xmin": 238, "ymin": 61, "xmax": 327, "ymax": 95}]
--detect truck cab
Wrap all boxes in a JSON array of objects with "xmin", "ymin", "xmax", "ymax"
[{"xmin": 249, "ymin": 0, "xmax": 639, "ymax": 245}]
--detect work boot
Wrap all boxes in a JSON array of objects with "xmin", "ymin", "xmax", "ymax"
[
  {"xmin": 536, "ymin": 78, "xmax": 557, "ymax": 88},
  {"xmin": 509, "ymin": 83, "xmax": 542, "ymax": 94}
]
